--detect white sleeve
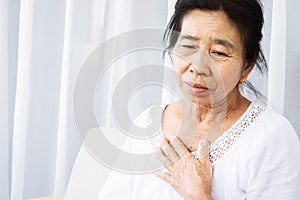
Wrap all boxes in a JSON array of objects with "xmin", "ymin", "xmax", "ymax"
[
  {"xmin": 246, "ymin": 114, "xmax": 300, "ymax": 199},
  {"xmin": 98, "ymin": 169, "xmax": 133, "ymax": 200},
  {"xmin": 98, "ymin": 106, "xmax": 158, "ymax": 200}
]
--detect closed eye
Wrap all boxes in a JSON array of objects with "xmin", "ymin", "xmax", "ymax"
[
  {"xmin": 212, "ymin": 51, "xmax": 228, "ymax": 57},
  {"xmin": 182, "ymin": 45, "xmax": 198, "ymax": 49}
]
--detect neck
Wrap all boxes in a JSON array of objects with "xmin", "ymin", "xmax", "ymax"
[
  {"xmin": 200, "ymin": 88, "xmax": 249, "ymax": 142},
  {"xmin": 183, "ymin": 87, "xmax": 249, "ymax": 124}
]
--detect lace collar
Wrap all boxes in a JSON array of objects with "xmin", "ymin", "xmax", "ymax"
[
  {"xmin": 208, "ymin": 103, "xmax": 265, "ymax": 164},
  {"xmin": 150, "ymin": 103, "xmax": 265, "ymax": 164}
]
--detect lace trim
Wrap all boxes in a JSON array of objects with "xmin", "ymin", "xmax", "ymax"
[
  {"xmin": 149, "ymin": 103, "xmax": 265, "ymax": 164},
  {"xmin": 209, "ymin": 104, "xmax": 265, "ymax": 164}
]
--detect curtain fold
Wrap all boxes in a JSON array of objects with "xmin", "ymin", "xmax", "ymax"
[
  {"xmin": 10, "ymin": 0, "xmax": 67, "ymax": 198},
  {"xmin": 1, "ymin": 0, "xmax": 20, "ymax": 199},
  {"xmin": 267, "ymin": 0, "xmax": 286, "ymax": 114},
  {"xmin": 11, "ymin": 0, "xmax": 34, "ymax": 199},
  {"xmin": 0, "ymin": 1, "xmax": 10, "ymax": 199}
]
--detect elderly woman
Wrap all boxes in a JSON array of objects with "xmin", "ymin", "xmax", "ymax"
[{"xmin": 99, "ymin": 0, "xmax": 300, "ymax": 199}]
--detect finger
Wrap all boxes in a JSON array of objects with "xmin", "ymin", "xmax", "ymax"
[
  {"xmin": 197, "ymin": 139, "xmax": 212, "ymax": 178},
  {"xmin": 154, "ymin": 170, "xmax": 172, "ymax": 184},
  {"xmin": 158, "ymin": 136, "xmax": 181, "ymax": 162},
  {"xmin": 159, "ymin": 137, "xmax": 169, "ymax": 147},
  {"xmin": 156, "ymin": 137, "xmax": 169, "ymax": 151},
  {"xmin": 162, "ymin": 144, "xmax": 180, "ymax": 163},
  {"xmin": 170, "ymin": 136, "xmax": 188, "ymax": 157},
  {"xmin": 197, "ymin": 138, "xmax": 210, "ymax": 160},
  {"xmin": 156, "ymin": 149, "xmax": 173, "ymax": 170}
]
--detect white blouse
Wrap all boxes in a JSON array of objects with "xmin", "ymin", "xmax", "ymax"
[{"xmin": 98, "ymin": 103, "xmax": 300, "ymax": 199}]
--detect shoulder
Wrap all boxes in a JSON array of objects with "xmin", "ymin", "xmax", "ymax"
[
  {"xmin": 161, "ymin": 100, "xmax": 183, "ymax": 138},
  {"xmin": 162, "ymin": 100, "xmax": 182, "ymax": 119},
  {"xmin": 241, "ymin": 104, "xmax": 300, "ymax": 198},
  {"xmin": 241, "ymin": 103, "xmax": 300, "ymax": 159},
  {"xmin": 250, "ymin": 104, "xmax": 298, "ymax": 141}
]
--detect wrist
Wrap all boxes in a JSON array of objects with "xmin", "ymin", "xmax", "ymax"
[
  {"xmin": 185, "ymin": 193, "xmax": 213, "ymax": 200},
  {"xmin": 202, "ymin": 194, "xmax": 213, "ymax": 200}
]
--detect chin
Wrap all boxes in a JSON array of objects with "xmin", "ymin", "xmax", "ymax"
[{"xmin": 184, "ymin": 93, "xmax": 212, "ymax": 106}]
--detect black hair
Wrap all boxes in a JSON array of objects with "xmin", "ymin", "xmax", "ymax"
[{"xmin": 163, "ymin": 0, "xmax": 268, "ymax": 100}]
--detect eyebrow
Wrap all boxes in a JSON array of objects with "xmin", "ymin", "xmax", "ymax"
[
  {"xmin": 179, "ymin": 34, "xmax": 235, "ymax": 51},
  {"xmin": 179, "ymin": 34, "xmax": 200, "ymax": 41}
]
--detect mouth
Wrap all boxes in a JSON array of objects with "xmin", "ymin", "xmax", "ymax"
[
  {"xmin": 184, "ymin": 81, "xmax": 209, "ymax": 94},
  {"xmin": 186, "ymin": 81, "xmax": 208, "ymax": 89}
]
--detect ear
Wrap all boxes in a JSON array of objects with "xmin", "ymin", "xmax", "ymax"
[{"xmin": 240, "ymin": 62, "xmax": 254, "ymax": 83}]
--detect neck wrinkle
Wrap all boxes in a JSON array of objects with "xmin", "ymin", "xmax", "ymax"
[
  {"xmin": 197, "ymin": 87, "xmax": 244, "ymax": 121},
  {"xmin": 195, "ymin": 88, "xmax": 248, "ymax": 143}
]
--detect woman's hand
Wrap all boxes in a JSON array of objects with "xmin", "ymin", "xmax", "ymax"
[{"xmin": 155, "ymin": 136, "xmax": 213, "ymax": 200}]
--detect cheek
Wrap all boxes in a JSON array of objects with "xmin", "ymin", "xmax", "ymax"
[
  {"xmin": 217, "ymin": 67, "xmax": 241, "ymax": 92},
  {"xmin": 172, "ymin": 54, "xmax": 190, "ymax": 74}
]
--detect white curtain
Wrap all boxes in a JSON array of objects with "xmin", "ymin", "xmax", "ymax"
[
  {"xmin": 0, "ymin": 0, "xmax": 299, "ymax": 199},
  {"xmin": 1, "ymin": 0, "xmax": 168, "ymax": 199},
  {"xmin": 284, "ymin": 0, "xmax": 300, "ymax": 137}
]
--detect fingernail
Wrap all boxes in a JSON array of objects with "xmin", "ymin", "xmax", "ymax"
[
  {"xmin": 197, "ymin": 138, "xmax": 210, "ymax": 159},
  {"xmin": 159, "ymin": 137, "xmax": 169, "ymax": 147},
  {"xmin": 155, "ymin": 146, "xmax": 160, "ymax": 151},
  {"xmin": 201, "ymin": 138, "xmax": 210, "ymax": 147}
]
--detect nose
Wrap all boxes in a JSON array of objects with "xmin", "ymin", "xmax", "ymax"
[{"xmin": 188, "ymin": 49, "xmax": 212, "ymax": 77}]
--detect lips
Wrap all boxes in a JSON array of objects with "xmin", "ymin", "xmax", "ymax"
[
  {"xmin": 184, "ymin": 81, "xmax": 209, "ymax": 95},
  {"xmin": 186, "ymin": 81, "xmax": 208, "ymax": 89}
]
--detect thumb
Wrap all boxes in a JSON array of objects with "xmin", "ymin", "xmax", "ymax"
[{"xmin": 196, "ymin": 138, "xmax": 210, "ymax": 160}]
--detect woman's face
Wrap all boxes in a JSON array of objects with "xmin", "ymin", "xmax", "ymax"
[{"xmin": 172, "ymin": 9, "xmax": 252, "ymax": 106}]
